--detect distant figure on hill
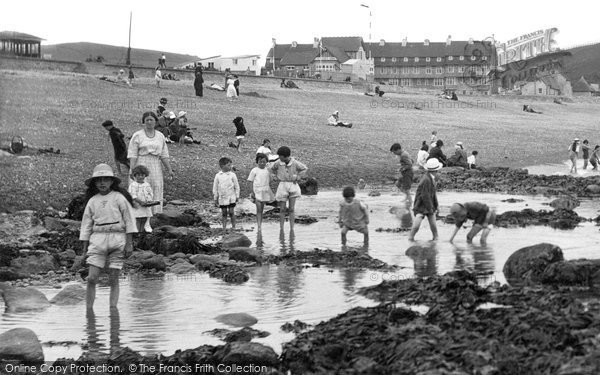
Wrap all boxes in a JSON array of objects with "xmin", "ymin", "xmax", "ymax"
[
  {"xmin": 523, "ymin": 104, "xmax": 542, "ymax": 114},
  {"xmin": 159, "ymin": 53, "xmax": 167, "ymax": 69},
  {"xmin": 226, "ymin": 75, "xmax": 238, "ymax": 101},
  {"xmin": 194, "ymin": 64, "xmax": 204, "ymax": 97},
  {"xmin": 569, "ymin": 138, "xmax": 580, "ymax": 174},
  {"xmin": 374, "ymin": 86, "xmax": 385, "ymax": 97},
  {"xmin": 328, "ymin": 111, "xmax": 352, "ymax": 128},
  {"xmin": 427, "ymin": 140, "xmax": 447, "ymax": 166},
  {"xmin": 234, "ymin": 75, "xmax": 240, "ymax": 96},
  {"xmin": 446, "ymin": 142, "xmax": 468, "ymax": 168},
  {"xmin": 116, "ymin": 69, "xmax": 131, "ymax": 87},
  {"xmin": 155, "ymin": 67, "xmax": 162, "ymax": 88},
  {"xmin": 128, "ymin": 66, "xmax": 135, "ymax": 85}
]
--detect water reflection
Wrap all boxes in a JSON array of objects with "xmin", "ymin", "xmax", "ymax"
[
  {"xmin": 128, "ymin": 276, "xmax": 167, "ymax": 352},
  {"xmin": 405, "ymin": 243, "xmax": 438, "ymax": 277},
  {"xmin": 85, "ymin": 307, "xmax": 120, "ymax": 357},
  {"xmin": 279, "ymin": 228, "xmax": 296, "ymax": 254}
]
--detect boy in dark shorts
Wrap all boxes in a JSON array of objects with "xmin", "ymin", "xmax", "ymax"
[
  {"xmin": 449, "ymin": 202, "xmax": 496, "ymax": 245},
  {"xmin": 102, "ymin": 120, "xmax": 129, "ymax": 175},
  {"xmin": 390, "ymin": 143, "xmax": 414, "ymax": 213}
]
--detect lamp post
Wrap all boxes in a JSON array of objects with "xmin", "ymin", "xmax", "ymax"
[{"xmin": 360, "ymin": 3, "xmax": 373, "ymax": 78}]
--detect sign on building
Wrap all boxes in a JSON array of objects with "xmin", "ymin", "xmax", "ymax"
[{"xmin": 497, "ymin": 28, "xmax": 559, "ymax": 65}]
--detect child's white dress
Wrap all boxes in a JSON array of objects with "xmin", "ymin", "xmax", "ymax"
[{"xmin": 128, "ymin": 181, "xmax": 154, "ymax": 218}]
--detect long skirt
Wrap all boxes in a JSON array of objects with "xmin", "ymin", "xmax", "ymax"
[{"xmin": 137, "ymin": 154, "xmax": 164, "ymax": 214}]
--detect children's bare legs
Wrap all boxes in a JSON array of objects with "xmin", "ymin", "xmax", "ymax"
[
  {"xmin": 467, "ymin": 224, "xmax": 491, "ymax": 245},
  {"xmin": 288, "ymin": 197, "xmax": 297, "ymax": 231},
  {"xmin": 228, "ymin": 206, "xmax": 236, "ymax": 230},
  {"xmin": 86, "ymin": 265, "xmax": 101, "ymax": 311},
  {"xmin": 221, "ymin": 207, "xmax": 228, "ymax": 232},
  {"xmin": 362, "ymin": 229, "xmax": 369, "ymax": 246},
  {"xmin": 108, "ymin": 268, "xmax": 120, "ymax": 308},
  {"xmin": 341, "ymin": 226, "xmax": 349, "ymax": 245},
  {"xmin": 256, "ymin": 201, "xmax": 264, "ymax": 230},
  {"xmin": 135, "ymin": 218, "xmax": 146, "ymax": 233},
  {"xmin": 409, "ymin": 213, "xmax": 438, "ymax": 241},
  {"xmin": 278, "ymin": 201, "xmax": 287, "ymax": 230},
  {"xmin": 427, "ymin": 213, "xmax": 439, "ymax": 240},
  {"xmin": 236, "ymin": 138, "xmax": 243, "ymax": 153}
]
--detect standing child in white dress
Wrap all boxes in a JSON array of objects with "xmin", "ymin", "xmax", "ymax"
[
  {"xmin": 128, "ymin": 165, "xmax": 154, "ymax": 232},
  {"xmin": 248, "ymin": 153, "xmax": 275, "ymax": 230},
  {"xmin": 213, "ymin": 157, "xmax": 240, "ymax": 232},
  {"xmin": 226, "ymin": 76, "xmax": 238, "ymax": 101}
]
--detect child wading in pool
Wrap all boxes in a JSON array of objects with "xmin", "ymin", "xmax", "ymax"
[
  {"xmin": 269, "ymin": 146, "xmax": 308, "ymax": 232},
  {"xmin": 79, "ymin": 164, "xmax": 137, "ymax": 311},
  {"xmin": 408, "ymin": 158, "xmax": 443, "ymax": 241},
  {"xmin": 338, "ymin": 186, "xmax": 369, "ymax": 246},
  {"xmin": 247, "ymin": 153, "xmax": 275, "ymax": 230},
  {"xmin": 213, "ymin": 157, "xmax": 240, "ymax": 232}
]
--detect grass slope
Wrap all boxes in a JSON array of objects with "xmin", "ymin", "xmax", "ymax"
[
  {"xmin": 0, "ymin": 69, "xmax": 599, "ymax": 212},
  {"xmin": 42, "ymin": 42, "xmax": 201, "ymax": 67},
  {"xmin": 564, "ymin": 43, "xmax": 600, "ymax": 84}
]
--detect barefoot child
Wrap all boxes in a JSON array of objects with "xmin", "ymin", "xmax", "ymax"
[
  {"xmin": 339, "ymin": 186, "xmax": 369, "ymax": 246},
  {"xmin": 79, "ymin": 164, "xmax": 137, "ymax": 311},
  {"xmin": 232, "ymin": 117, "xmax": 247, "ymax": 152},
  {"xmin": 213, "ymin": 157, "xmax": 240, "ymax": 232},
  {"xmin": 408, "ymin": 158, "xmax": 442, "ymax": 241},
  {"xmin": 269, "ymin": 146, "xmax": 308, "ymax": 232},
  {"xmin": 247, "ymin": 153, "xmax": 275, "ymax": 230},
  {"xmin": 448, "ymin": 202, "xmax": 496, "ymax": 245},
  {"xmin": 128, "ymin": 165, "xmax": 154, "ymax": 232}
]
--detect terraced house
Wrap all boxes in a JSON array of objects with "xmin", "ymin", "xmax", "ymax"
[{"xmin": 369, "ymin": 36, "xmax": 497, "ymax": 94}]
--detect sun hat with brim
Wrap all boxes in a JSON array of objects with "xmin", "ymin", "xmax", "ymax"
[
  {"xmin": 178, "ymin": 111, "xmax": 187, "ymax": 118},
  {"xmin": 85, "ymin": 163, "xmax": 121, "ymax": 186},
  {"xmin": 167, "ymin": 111, "xmax": 176, "ymax": 119},
  {"xmin": 456, "ymin": 141, "xmax": 463, "ymax": 146},
  {"xmin": 425, "ymin": 158, "xmax": 443, "ymax": 171},
  {"xmin": 574, "ymin": 138, "xmax": 580, "ymax": 141}
]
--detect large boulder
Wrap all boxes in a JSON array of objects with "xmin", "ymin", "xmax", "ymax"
[
  {"xmin": 50, "ymin": 284, "xmax": 86, "ymax": 305},
  {"xmin": 549, "ymin": 197, "xmax": 580, "ymax": 210},
  {"xmin": 140, "ymin": 255, "xmax": 167, "ymax": 271},
  {"xmin": 0, "ymin": 284, "xmax": 50, "ymax": 312},
  {"xmin": 540, "ymin": 259, "xmax": 600, "ymax": 286},
  {"xmin": 10, "ymin": 254, "xmax": 58, "ymax": 275},
  {"xmin": 502, "ymin": 243, "xmax": 564, "ymax": 285},
  {"xmin": 221, "ymin": 233, "xmax": 251, "ymax": 249},
  {"xmin": 189, "ymin": 254, "xmax": 220, "ymax": 268},
  {"xmin": 585, "ymin": 185, "xmax": 600, "ymax": 194},
  {"xmin": 0, "ymin": 328, "xmax": 44, "ymax": 364},
  {"xmin": 228, "ymin": 247, "xmax": 262, "ymax": 263},
  {"xmin": 44, "ymin": 217, "xmax": 81, "ymax": 231},
  {"xmin": 215, "ymin": 313, "xmax": 258, "ymax": 327},
  {"xmin": 151, "ymin": 209, "xmax": 208, "ymax": 227},
  {"xmin": 169, "ymin": 261, "xmax": 197, "ymax": 274},
  {"xmin": 215, "ymin": 342, "xmax": 279, "ymax": 367}
]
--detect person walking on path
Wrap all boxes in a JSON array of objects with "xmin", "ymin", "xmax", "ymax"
[{"xmin": 408, "ymin": 158, "xmax": 443, "ymax": 241}]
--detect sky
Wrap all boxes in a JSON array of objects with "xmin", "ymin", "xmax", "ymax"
[{"xmin": 2, "ymin": 0, "xmax": 598, "ymax": 64}]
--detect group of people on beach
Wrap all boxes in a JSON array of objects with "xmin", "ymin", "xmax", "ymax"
[{"xmin": 568, "ymin": 138, "xmax": 600, "ymax": 174}]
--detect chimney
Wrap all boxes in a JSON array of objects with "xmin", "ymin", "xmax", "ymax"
[
  {"xmin": 313, "ymin": 37, "xmax": 319, "ymax": 48},
  {"xmin": 468, "ymin": 38, "xmax": 474, "ymax": 45},
  {"xmin": 292, "ymin": 41, "xmax": 298, "ymax": 48},
  {"xmin": 446, "ymin": 35, "xmax": 452, "ymax": 46},
  {"xmin": 379, "ymin": 39, "xmax": 385, "ymax": 46},
  {"xmin": 424, "ymin": 39, "xmax": 430, "ymax": 46},
  {"xmin": 402, "ymin": 37, "xmax": 407, "ymax": 47}
]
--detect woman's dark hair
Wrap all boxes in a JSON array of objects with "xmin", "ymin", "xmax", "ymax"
[
  {"xmin": 233, "ymin": 116, "xmax": 244, "ymax": 126},
  {"xmin": 571, "ymin": 141, "xmax": 578, "ymax": 152},
  {"xmin": 421, "ymin": 142, "xmax": 429, "ymax": 151},
  {"xmin": 142, "ymin": 111, "xmax": 159, "ymax": 124},
  {"xmin": 85, "ymin": 178, "xmax": 134, "ymax": 206},
  {"xmin": 256, "ymin": 153, "xmax": 268, "ymax": 163},
  {"xmin": 436, "ymin": 140, "xmax": 444, "ymax": 147},
  {"xmin": 262, "ymin": 139, "xmax": 270, "ymax": 145}
]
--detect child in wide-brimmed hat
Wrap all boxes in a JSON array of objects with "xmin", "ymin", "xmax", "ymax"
[
  {"xmin": 80, "ymin": 163, "xmax": 137, "ymax": 311},
  {"xmin": 408, "ymin": 158, "xmax": 443, "ymax": 241}
]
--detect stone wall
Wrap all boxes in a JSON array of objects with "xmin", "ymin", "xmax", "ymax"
[{"xmin": 0, "ymin": 55, "xmax": 87, "ymax": 73}]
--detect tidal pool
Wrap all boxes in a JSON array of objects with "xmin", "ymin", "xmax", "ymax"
[{"xmin": 1, "ymin": 189, "xmax": 598, "ymax": 361}]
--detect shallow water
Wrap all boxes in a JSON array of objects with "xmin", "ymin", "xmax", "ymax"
[
  {"xmin": 1, "ymin": 188, "xmax": 599, "ymax": 361},
  {"xmin": 526, "ymin": 159, "xmax": 600, "ymax": 177}
]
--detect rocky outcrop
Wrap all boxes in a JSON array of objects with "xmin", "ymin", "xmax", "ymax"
[
  {"xmin": 228, "ymin": 247, "xmax": 262, "ymax": 263},
  {"xmin": 169, "ymin": 261, "xmax": 196, "ymax": 274},
  {"xmin": 221, "ymin": 233, "xmax": 252, "ymax": 249},
  {"xmin": 495, "ymin": 209, "xmax": 585, "ymax": 229},
  {"xmin": 50, "ymin": 284, "xmax": 86, "ymax": 305},
  {"xmin": 502, "ymin": 243, "xmax": 564, "ymax": 285},
  {"xmin": 215, "ymin": 313, "xmax": 258, "ymax": 327},
  {"xmin": 540, "ymin": 259, "xmax": 600, "ymax": 286},
  {"xmin": 0, "ymin": 328, "xmax": 44, "ymax": 364},
  {"xmin": 0, "ymin": 284, "xmax": 50, "ymax": 312},
  {"xmin": 215, "ymin": 342, "xmax": 279, "ymax": 367},
  {"xmin": 10, "ymin": 254, "xmax": 58, "ymax": 275}
]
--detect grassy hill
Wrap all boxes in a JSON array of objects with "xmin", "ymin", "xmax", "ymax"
[
  {"xmin": 42, "ymin": 42, "xmax": 201, "ymax": 68},
  {"xmin": 563, "ymin": 43, "xmax": 600, "ymax": 84}
]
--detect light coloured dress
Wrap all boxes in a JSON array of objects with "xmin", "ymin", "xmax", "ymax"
[
  {"xmin": 127, "ymin": 130, "xmax": 169, "ymax": 214},
  {"xmin": 128, "ymin": 180, "xmax": 154, "ymax": 218},
  {"xmin": 247, "ymin": 167, "xmax": 275, "ymax": 202},
  {"xmin": 226, "ymin": 78, "xmax": 237, "ymax": 98},
  {"xmin": 213, "ymin": 171, "xmax": 240, "ymax": 206}
]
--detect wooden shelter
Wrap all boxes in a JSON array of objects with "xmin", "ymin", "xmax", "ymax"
[{"xmin": 0, "ymin": 31, "xmax": 43, "ymax": 58}]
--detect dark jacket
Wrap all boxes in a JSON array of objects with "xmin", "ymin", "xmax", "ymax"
[
  {"xmin": 447, "ymin": 149, "xmax": 468, "ymax": 168},
  {"xmin": 413, "ymin": 173, "xmax": 438, "ymax": 215},
  {"xmin": 108, "ymin": 127, "xmax": 129, "ymax": 165},
  {"xmin": 427, "ymin": 146, "xmax": 447, "ymax": 166}
]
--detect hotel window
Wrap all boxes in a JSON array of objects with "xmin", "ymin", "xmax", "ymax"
[
  {"xmin": 392, "ymin": 57, "xmax": 397, "ymax": 62},
  {"xmin": 402, "ymin": 67, "xmax": 410, "ymax": 74},
  {"xmin": 381, "ymin": 57, "xmax": 386, "ymax": 62},
  {"xmin": 433, "ymin": 78, "xmax": 444, "ymax": 86},
  {"xmin": 446, "ymin": 77, "xmax": 456, "ymax": 85},
  {"xmin": 426, "ymin": 67, "xmax": 432, "ymax": 74},
  {"xmin": 436, "ymin": 67, "xmax": 443, "ymax": 74},
  {"xmin": 459, "ymin": 56, "xmax": 464, "ymax": 60},
  {"xmin": 457, "ymin": 66, "xmax": 465, "ymax": 73},
  {"xmin": 538, "ymin": 88, "xmax": 543, "ymax": 94},
  {"xmin": 380, "ymin": 67, "xmax": 385, "ymax": 74},
  {"xmin": 436, "ymin": 57, "xmax": 442, "ymax": 62},
  {"xmin": 413, "ymin": 67, "xmax": 419, "ymax": 74},
  {"xmin": 417, "ymin": 79, "xmax": 422, "ymax": 85},
  {"xmin": 403, "ymin": 57, "xmax": 408, "ymax": 62},
  {"xmin": 415, "ymin": 57, "xmax": 419, "ymax": 62},
  {"xmin": 482, "ymin": 56, "xmax": 488, "ymax": 60},
  {"xmin": 393, "ymin": 67, "xmax": 397, "ymax": 74},
  {"xmin": 252, "ymin": 60, "xmax": 256, "ymax": 65},
  {"xmin": 447, "ymin": 66, "xmax": 454, "ymax": 73},
  {"xmin": 389, "ymin": 78, "xmax": 399, "ymax": 85},
  {"xmin": 448, "ymin": 56, "xmax": 453, "ymax": 61},
  {"xmin": 286, "ymin": 66, "xmax": 295, "ymax": 70},
  {"xmin": 401, "ymin": 78, "xmax": 410, "ymax": 86},
  {"xmin": 426, "ymin": 57, "xmax": 431, "ymax": 62},
  {"xmin": 471, "ymin": 56, "xmax": 476, "ymax": 60}
]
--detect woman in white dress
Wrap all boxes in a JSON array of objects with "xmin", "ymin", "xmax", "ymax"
[
  {"xmin": 128, "ymin": 112, "xmax": 174, "ymax": 217},
  {"xmin": 226, "ymin": 75, "xmax": 238, "ymax": 101}
]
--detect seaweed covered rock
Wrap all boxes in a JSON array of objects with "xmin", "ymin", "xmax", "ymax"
[
  {"xmin": 214, "ymin": 342, "xmax": 279, "ymax": 367},
  {"xmin": 0, "ymin": 328, "xmax": 44, "ymax": 364},
  {"xmin": 503, "ymin": 243, "xmax": 564, "ymax": 285},
  {"xmin": 0, "ymin": 284, "xmax": 50, "ymax": 312},
  {"xmin": 152, "ymin": 209, "xmax": 209, "ymax": 227},
  {"xmin": 540, "ymin": 259, "xmax": 600, "ymax": 286},
  {"xmin": 495, "ymin": 208, "xmax": 584, "ymax": 229},
  {"xmin": 221, "ymin": 233, "xmax": 251, "ymax": 249}
]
